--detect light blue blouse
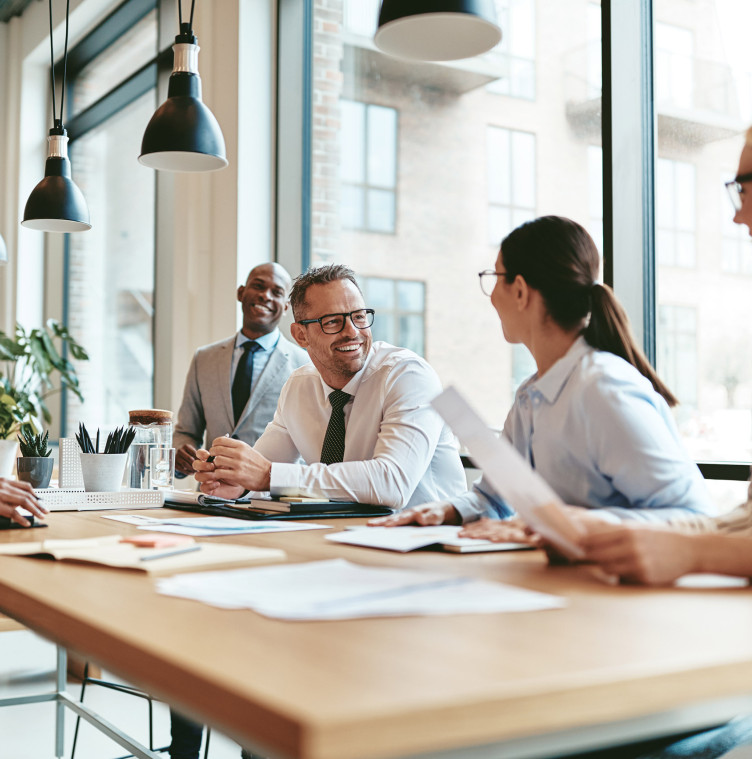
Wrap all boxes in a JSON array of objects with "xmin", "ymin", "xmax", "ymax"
[{"xmin": 452, "ymin": 337, "xmax": 714, "ymax": 523}]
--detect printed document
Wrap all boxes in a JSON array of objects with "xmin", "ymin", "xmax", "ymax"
[
  {"xmin": 156, "ymin": 558, "xmax": 566, "ymax": 620},
  {"xmin": 102, "ymin": 514, "xmax": 331, "ymax": 536}
]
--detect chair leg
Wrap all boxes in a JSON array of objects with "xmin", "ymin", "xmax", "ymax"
[{"xmin": 70, "ymin": 662, "xmax": 91, "ymax": 759}]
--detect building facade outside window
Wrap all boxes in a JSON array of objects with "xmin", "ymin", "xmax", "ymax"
[
  {"xmin": 308, "ymin": 0, "xmax": 602, "ymax": 427},
  {"xmin": 655, "ymin": 0, "xmax": 752, "ymax": 469}
]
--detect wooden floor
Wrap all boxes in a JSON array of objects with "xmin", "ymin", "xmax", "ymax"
[{"xmin": 0, "ymin": 629, "xmax": 246, "ymax": 759}]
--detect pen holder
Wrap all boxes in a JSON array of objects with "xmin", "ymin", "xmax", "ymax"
[{"xmin": 79, "ymin": 453, "xmax": 127, "ymax": 492}]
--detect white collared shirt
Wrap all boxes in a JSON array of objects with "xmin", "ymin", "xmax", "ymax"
[
  {"xmin": 452, "ymin": 336, "xmax": 714, "ymax": 523},
  {"xmin": 254, "ymin": 341, "xmax": 467, "ymax": 509}
]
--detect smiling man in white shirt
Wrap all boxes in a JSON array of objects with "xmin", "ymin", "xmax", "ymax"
[{"xmin": 193, "ymin": 263, "xmax": 465, "ymax": 509}]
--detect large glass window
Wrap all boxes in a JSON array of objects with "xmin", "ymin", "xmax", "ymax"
[
  {"xmin": 308, "ymin": 0, "xmax": 602, "ymax": 427},
  {"xmin": 655, "ymin": 0, "xmax": 752, "ymax": 465},
  {"xmin": 63, "ymin": 2, "xmax": 158, "ymax": 434}
]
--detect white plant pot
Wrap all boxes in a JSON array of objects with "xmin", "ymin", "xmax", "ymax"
[
  {"xmin": 0, "ymin": 439, "xmax": 18, "ymax": 478},
  {"xmin": 79, "ymin": 453, "xmax": 127, "ymax": 492}
]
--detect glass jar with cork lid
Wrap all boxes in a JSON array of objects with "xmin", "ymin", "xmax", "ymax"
[{"xmin": 127, "ymin": 409, "xmax": 174, "ymax": 488}]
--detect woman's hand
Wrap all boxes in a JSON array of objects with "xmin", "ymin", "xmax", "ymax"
[
  {"xmin": 0, "ymin": 478, "xmax": 48, "ymax": 527},
  {"xmin": 459, "ymin": 517, "xmax": 541, "ymax": 545}
]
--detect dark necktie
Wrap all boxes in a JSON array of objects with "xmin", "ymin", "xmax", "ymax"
[
  {"xmin": 231, "ymin": 341, "xmax": 261, "ymax": 425},
  {"xmin": 320, "ymin": 390, "xmax": 351, "ymax": 465}
]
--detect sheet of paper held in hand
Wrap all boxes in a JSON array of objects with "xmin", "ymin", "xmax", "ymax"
[
  {"xmin": 431, "ymin": 386, "xmax": 585, "ymax": 560},
  {"xmin": 101, "ymin": 514, "xmax": 331, "ymax": 536},
  {"xmin": 156, "ymin": 558, "xmax": 566, "ymax": 620}
]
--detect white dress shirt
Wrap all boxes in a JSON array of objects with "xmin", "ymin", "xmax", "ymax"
[
  {"xmin": 452, "ymin": 336, "xmax": 714, "ymax": 523},
  {"xmin": 254, "ymin": 341, "xmax": 467, "ymax": 509}
]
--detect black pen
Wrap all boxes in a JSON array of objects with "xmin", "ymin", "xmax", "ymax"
[
  {"xmin": 207, "ymin": 434, "xmax": 236, "ymax": 463},
  {"xmin": 139, "ymin": 545, "xmax": 202, "ymax": 562}
]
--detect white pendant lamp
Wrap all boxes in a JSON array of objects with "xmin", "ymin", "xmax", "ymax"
[
  {"xmin": 375, "ymin": 0, "xmax": 502, "ymax": 62},
  {"xmin": 22, "ymin": 0, "xmax": 91, "ymax": 233},
  {"xmin": 139, "ymin": 0, "xmax": 227, "ymax": 172}
]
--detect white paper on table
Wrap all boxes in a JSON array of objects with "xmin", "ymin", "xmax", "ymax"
[
  {"xmin": 156, "ymin": 558, "xmax": 566, "ymax": 620},
  {"xmin": 431, "ymin": 387, "xmax": 585, "ymax": 560},
  {"xmin": 101, "ymin": 514, "xmax": 330, "ymax": 536},
  {"xmin": 326, "ymin": 525, "xmax": 529, "ymax": 553}
]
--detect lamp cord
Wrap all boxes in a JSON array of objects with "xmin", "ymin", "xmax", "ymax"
[
  {"xmin": 59, "ymin": 0, "xmax": 70, "ymax": 126},
  {"xmin": 47, "ymin": 0, "xmax": 56, "ymax": 126},
  {"xmin": 47, "ymin": 0, "xmax": 71, "ymax": 128},
  {"xmin": 177, "ymin": 0, "xmax": 197, "ymax": 31}
]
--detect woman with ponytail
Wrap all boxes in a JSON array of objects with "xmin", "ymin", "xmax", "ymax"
[{"xmin": 374, "ymin": 215, "xmax": 712, "ymax": 530}]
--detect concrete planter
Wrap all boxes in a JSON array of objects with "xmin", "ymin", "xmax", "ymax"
[{"xmin": 16, "ymin": 457, "xmax": 54, "ymax": 489}]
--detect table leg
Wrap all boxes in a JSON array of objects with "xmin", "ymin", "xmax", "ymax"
[{"xmin": 56, "ymin": 646, "xmax": 67, "ymax": 758}]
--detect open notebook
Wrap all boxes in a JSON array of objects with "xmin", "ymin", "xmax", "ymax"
[{"xmin": 0, "ymin": 535, "xmax": 285, "ymax": 576}]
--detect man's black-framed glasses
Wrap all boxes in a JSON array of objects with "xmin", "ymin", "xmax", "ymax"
[
  {"xmin": 297, "ymin": 308, "xmax": 375, "ymax": 334},
  {"xmin": 478, "ymin": 269, "xmax": 511, "ymax": 297},
  {"xmin": 725, "ymin": 172, "xmax": 752, "ymax": 212}
]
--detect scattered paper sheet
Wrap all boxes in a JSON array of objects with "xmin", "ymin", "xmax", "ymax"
[
  {"xmin": 156, "ymin": 558, "xmax": 566, "ymax": 620},
  {"xmin": 101, "ymin": 514, "xmax": 331, "ymax": 536},
  {"xmin": 326, "ymin": 525, "xmax": 532, "ymax": 553},
  {"xmin": 432, "ymin": 387, "xmax": 585, "ymax": 560}
]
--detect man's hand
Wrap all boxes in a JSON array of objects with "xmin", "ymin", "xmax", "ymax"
[
  {"xmin": 580, "ymin": 523, "xmax": 698, "ymax": 586},
  {"xmin": 368, "ymin": 501, "xmax": 460, "ymax": 527},
  {"xmin": 175, "ymin": 444, "xmax": 198, "ymax": 476},
  {"xmin": 0, "ymin": 477, "xmax": 48, "ymax": 527},
  {"xmin": 459, "ymin": 517, "xmax": 540, "ymax": 545},
  {"xmin": 193, "ymin": 438, "xmax": 272, "ymax": 493}
]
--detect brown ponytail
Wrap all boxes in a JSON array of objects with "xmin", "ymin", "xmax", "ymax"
[
  {"xmin": 585, "ymin": 283, "xmax": 678, "ymax": 407},
  {"xmin": 501, "ymin": 216, "xmax": 678, "ymax": 408}
]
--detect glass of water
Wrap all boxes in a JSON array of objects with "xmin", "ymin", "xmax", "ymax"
[{"xmin": 149, "ymin": 447, "xmax": 176, "ymax": 490}]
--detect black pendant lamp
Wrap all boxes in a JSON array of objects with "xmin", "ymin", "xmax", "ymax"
[
  {"xmin": 22, "ymin": 0, "xmax": 91, "ymax": 233},
  {"xmin": 375, "ymin": 0, "xmax": 502, "ymax": 62},
  {"xmin": 139, "ymin": 0, "xmax": 227, "ymax": 172}
]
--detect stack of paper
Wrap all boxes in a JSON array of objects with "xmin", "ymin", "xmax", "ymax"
[{"xmin": 156, "ymin": 558, "xmax": 566, "ymax": 620}]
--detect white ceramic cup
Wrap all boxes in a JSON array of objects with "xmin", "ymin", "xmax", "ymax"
[{"xmin": 79, "ymin": 452, "xmax": 127, "ymax": 492}]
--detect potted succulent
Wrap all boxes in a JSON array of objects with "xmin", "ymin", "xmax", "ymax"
[
  {"xmin": 16, "ymin": 427, "xmax": 54, "ymax": 489},
  {"xmin": 0, "ymin": 319, "xmax": 88, "ymax": 476},
  {"xmin": 76, "ymin": 423, "xmax": 136, "ymax": 492}
]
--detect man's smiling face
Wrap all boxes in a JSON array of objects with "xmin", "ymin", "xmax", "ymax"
[
  {"xmin": 290, "ymin": 279, "xmax": 373, "ymax": 389},
  {"xmin": 237, "ymin": 263, "xmax": 291, "ymax": 338}
]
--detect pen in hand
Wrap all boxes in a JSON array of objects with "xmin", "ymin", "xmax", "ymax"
[
  {"xmin": 139, "ymin": 545, "xmax": 202, "ymax": 562},
  {"xmin": 207, "ymin": 433, "xmax": 236, "ymax": 464}
]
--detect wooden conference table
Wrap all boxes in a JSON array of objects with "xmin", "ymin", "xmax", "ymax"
[{"xmin": 0, "ymin": 510, "xmax": 752, "ymax": 759}]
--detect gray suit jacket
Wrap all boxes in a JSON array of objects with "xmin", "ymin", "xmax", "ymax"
[{"xmin": 173, "ymin": 333, "xmax": 310, "ymax": 451}]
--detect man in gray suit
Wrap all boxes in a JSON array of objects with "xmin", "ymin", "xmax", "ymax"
[{"xmin": 173, "ymin": 261, "xmax": 309, "ymax": 477}]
